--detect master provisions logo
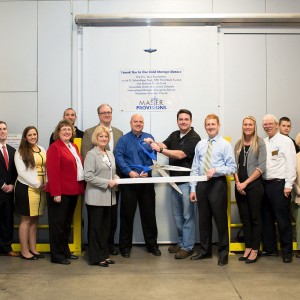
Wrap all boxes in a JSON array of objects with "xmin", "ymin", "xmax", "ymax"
[{"xmin": 136, "ymin": 96, "xmax": 167, "ymax": 110}]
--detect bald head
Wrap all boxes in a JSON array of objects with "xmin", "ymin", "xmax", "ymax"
[{"xmin": 130, "ymin": 114, "xmax": 144, "ymax": 135}]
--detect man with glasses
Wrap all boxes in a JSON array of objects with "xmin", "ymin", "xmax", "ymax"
[
  {"xmin": 262, "ymin": 114, "xmax": 296, "ymax": 263},
  {"xmin": 81, "ymin": 104, "xmax": 123, "ymax": 255}
]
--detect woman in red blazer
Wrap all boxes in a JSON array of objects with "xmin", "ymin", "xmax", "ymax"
[{"xmin": 46, "ymin": 119, "xmax": 85, "ymax": 265}]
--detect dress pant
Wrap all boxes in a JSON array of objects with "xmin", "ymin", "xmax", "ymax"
[
  {"xmin": 108, "ymin": 191, "xmax": 119, "ymax": 250},
  {"xmin": 196, "ymin": 177, "xmax": 228, "ymax": 258},
  {"xmin": 235, "ymin": 183, "xmax": 264, "ymax": 250},
  {"xmin": 262, "ymin": 179, "xmax": 293, "ymax": 256},
  {"xmin": 87, "ymin": 204, "xmax": 111, "ymax": 264},
  {"xmin": 47, "ymin": 193, "xmax": 78, "ymax": 261},
  {"xmin": 119, "ymin": 183, "xmax": 158, "ymax": 251},
  {"xmin": 0, "ymin": 192, "xmax": 14, "ymax": 253}
]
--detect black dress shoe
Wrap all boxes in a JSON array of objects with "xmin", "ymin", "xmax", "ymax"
[
  {"xmin": 282, "ymin": 256, "xmax": 292, "ymax": 263},
  {"xmin": 190, "ymin": 253, "xmax": 212, "ymax": 260},
  {"xmin": 148, "ymin": 247, "xmax": 161, "ymax": 256},
  {"xmin": 51, "ymin": 259, "xmax": 71, "ymax": 265},
  {"xmin": 296, "ymin": 254, "xmax": 300, "ymax": 258},
  {"xmin": 120, "ymin": 250, "xmax": 130, "ymax": 258},
  {"xmin": 99, "ymin": 261, "xmax": 109, "ymax": 267},
  {"xmin": 106, "ymin": 259, "xmax": 115, "ymax": 264},
  {"xmin": 218, "ymin": 256, "xmax": 228, "ymax": 266},
  {"xmin": 67, "ymin": 255, "xmax": 78, "ymax": 260},
  {"xmin": 29, "ymin": 250, "xmax": 45, "ymax": 259},
  {"xmin": 260, "ymin": 251, "xmax": 279, "ymax": 257},
  {"xmin": 20, "ymin": 253, "xmax": 38, "ymax": 260}
]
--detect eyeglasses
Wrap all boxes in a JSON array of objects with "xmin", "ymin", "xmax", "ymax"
[
  {"xmin": 263, "ymin": 123, "xmax": 275, "ymax": 127},
  {"xmin": 99, "ymin": 112, "xmax": 112, "ymax": 115}
]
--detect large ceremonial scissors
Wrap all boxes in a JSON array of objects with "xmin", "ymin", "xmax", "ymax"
[{"xmin": 130, "ymin": 141, "xmax": 191, "ymax": 194}]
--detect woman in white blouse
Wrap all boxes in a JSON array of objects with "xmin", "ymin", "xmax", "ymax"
[{"xmin": 14, "ymin": 126, "xmax": 46, "ymax": 260}]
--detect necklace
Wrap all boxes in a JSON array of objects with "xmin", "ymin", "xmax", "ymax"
[{"xmin": 243, "ymin": 145, "xmax": 250, "ymax": 167}]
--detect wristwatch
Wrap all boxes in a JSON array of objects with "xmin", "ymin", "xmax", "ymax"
[{"xmin": 159, "ymin": 148, "xmax": 164, "ymax": 153}]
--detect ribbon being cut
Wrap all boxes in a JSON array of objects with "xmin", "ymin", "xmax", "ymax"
[{"xmin": 115, "ymin": 140, "xmax": 207, "ymax": 194}]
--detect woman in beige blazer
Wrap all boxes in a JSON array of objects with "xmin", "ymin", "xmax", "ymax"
[{"xmin": 84, "ymin": 126, "xmax": 119, "ymax": 267}]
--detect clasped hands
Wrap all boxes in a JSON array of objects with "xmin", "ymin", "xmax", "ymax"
[{"xmin": 236, "ymin": 181, "xmax": 246, "ymax": 195}]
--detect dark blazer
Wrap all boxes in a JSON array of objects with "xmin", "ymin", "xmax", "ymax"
[
  {"xmin": 81, "ymin": 125, "xmax": 123, "ymax": 160},
  {"xmin": 46, "ymin": 139, "xmax": 85, "ymax": 197},
  {"xmin": 0, "ymin": 144, "xmax": 17, "ymax": 192}
]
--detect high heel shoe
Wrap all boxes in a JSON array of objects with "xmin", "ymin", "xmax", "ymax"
[
  {"xmin": 245, "ymin": 251, "xmax": 258, "ymax": 264},
  {"xmin": 239, "ymin": 250, "xmax": 252, "ymax": 261},
  {"xmin": 20, "ymin": 253, "xmax": 38, "ymax": 260},
  {"xmin": 29, "ymin": 250, "xmax": 45, "ymax": 259}
]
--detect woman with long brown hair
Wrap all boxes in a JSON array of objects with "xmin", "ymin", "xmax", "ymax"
[{"xmin": 14, "ymin": 126, "xmax": 46, "ymax": 260}]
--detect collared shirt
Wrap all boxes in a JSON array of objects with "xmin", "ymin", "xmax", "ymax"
[
  {"xmin": 67, "ymin": 143, "xmax": 84, "ymax": 181},
  {"xmin": 163, "ymin": 127, "xmax": 201, "ymax": 177},
  {"xmin": 108, "ymin": 127, "xmax": 114, "ymax": 152},
  {"xmin": 0, "ymin": 143, "xmax": 9, "ymax": 163},
  {"xmin": 190, "ymin": 135, "xmax": 236, "ymax": 192},
  {"xmin": 263, "ymin": 132, "xmax": 296, "ymax": 189},
  {"xmin": 115, "ymin": 131, "xmax": 155, "ymax": 177}
]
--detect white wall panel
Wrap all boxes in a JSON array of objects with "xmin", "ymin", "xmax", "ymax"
[
  {"xmin": 150, "ymin": 26, "xmax": 218, "ymax": 141},
  {"xmin": 213, "ymin": 0, "xmax": 266, "ymax": 13},
  {"xmin": 0, "ymin": 93, "xmax": 37, "ymax": 134},
  {"xmin": 89, "ymin": 0, "xmax": 212, "ymax": 14},
  {"xmin": 267, "ymin": 34, "xmax": 300, "ymax": 138},
  {"xmin": 0, "ymin": 1, "xmax": 37, "ymax": 91},
  {"xmin": 38, "ymin": 1, "xmax": 72, "ymax": 148},
  {"xmin": 223, "ymin": 34, "xmax": 267, "ymax": 144},
  {"xmin": 267, "ymin": 0, "xmax": 300, "ymax": 13},
  {"xmin": 82, "ymin": 27, "xmax": 151, "ymax": 134},
  {"xmin": 82, "ymin": 26, "xmax": 218, "ymax": 242}
]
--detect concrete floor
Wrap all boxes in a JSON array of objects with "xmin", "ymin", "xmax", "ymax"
[{"xmin": 1, "ymin": 245, "xmax": 300, "ymax": 300}]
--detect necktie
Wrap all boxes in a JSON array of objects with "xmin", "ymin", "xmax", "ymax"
[
  {"xmin": 2, "ymin": 145, "xmax": 9, "ymax": 170},
  {"xmin": 203, "ymin": 140, "xmax": 213, "ymax": 175}
]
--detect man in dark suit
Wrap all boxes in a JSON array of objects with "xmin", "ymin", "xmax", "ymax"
[
  {"xmin": 49, "ymin": 108, "xmax": 84, "ymax": 145},
  {"xmin": 0, "ymin": 121, "xmax": 18, "ymax": 257},
  {"xmin": 81, "ymin": 104, "xmax": 123, "ymax": 255}
]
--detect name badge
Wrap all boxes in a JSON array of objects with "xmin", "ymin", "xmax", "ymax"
[{"xmin": 272, "ymin": 150, "xmax": 279, "ymax": 156}]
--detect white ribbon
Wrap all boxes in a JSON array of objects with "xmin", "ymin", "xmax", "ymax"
[{"xmin": 116, "ymin": 175, "xmax": 207, "ymax": 185}]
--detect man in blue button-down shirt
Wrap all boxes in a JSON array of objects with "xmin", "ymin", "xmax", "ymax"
[
  {"xmin": 115, "ymin": 114, "xmax": 160, "ymax": 258},
  {"xmin": 189, "ymin": 114, "xmax": 236, "ymax": 266}
]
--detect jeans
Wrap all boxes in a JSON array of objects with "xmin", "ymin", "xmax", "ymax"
[{"xmin": 171, "ymin": 183, "xmax": 195, "ymax": 251}]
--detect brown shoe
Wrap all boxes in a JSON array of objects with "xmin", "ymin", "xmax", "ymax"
[
  {"xmin": 6, "ymin": 251, "xmax": 19, "ymax": 257},
  {"xmin": 175, "ymin": 249, "xmax": 194, "ymax": 259},
  {"xmin": 168, "ymin": 245, "xmax": 181, "ymax": 253}
]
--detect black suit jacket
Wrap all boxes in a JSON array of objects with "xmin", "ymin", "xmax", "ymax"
[{"xmin": 0, "ymin": 144, "xmax": 17, "ymax": 193}]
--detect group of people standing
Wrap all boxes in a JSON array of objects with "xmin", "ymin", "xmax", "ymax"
[{"xmin": 0, "ymin": 106, "xmax": 299, "ymax": 268}]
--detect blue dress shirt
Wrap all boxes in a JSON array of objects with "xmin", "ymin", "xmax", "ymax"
[
  {"xmin": 115, "ymin": 131, "xmax": 156, "ymax": 177},
  {"xmin": 190, "ymin": 135, "xmax": 236, "ymax": 192}
]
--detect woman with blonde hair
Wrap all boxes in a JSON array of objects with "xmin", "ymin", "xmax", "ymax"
[
  {"xmin": 234, "ymin": 116, "xmax": 266, "ymax": 263},
  {"xmin": 84, "ymin": 126, "xmax": 119, "ymax": 267}
]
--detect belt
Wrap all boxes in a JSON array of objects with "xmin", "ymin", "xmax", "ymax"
[{"xmin": 264, "ymin": 178, "xmax": 284, "ymax": 183}]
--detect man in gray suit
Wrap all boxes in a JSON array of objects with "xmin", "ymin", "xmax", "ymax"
[
  {"xmin": 81, "ymin": 104, "xmax": 123, "ymax": 255},
  {"xmin": 81, "ymin": 104, "xmax": 123, "ymax": 159}
]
